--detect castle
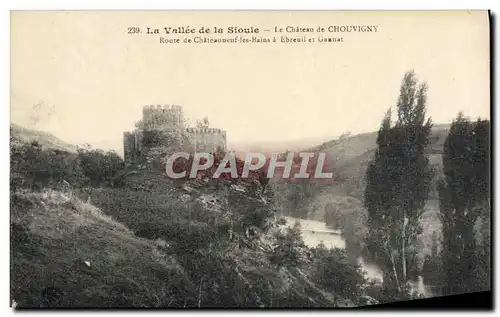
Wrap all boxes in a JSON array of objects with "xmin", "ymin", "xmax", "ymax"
[{"xmin": 123, "ymin": 105, "xmax": 227, "ymax": 164}]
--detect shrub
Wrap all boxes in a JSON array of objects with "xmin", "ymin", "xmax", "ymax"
[
  {"xmin": 269, "ymin": 221, "xmax": 308, "ymax": 268},
  {"xmin": 77, "ymin": 145, "xmax": 125, "ymax": 187},
  {"xmin": 10, "ymin": 141, "xmax": 88, "ymax": 191},
  {"xmin": 309, "ymin": 243, "xmax": 366, "ymax": 303}
]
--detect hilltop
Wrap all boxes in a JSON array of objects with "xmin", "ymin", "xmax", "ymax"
[
  {"xmin": 10, "ymin": 123, "xmax": 77, "ymax": 153},
  {"xmin": 308, "ymin": 123, "xmax": 451, "ymax": 202}
]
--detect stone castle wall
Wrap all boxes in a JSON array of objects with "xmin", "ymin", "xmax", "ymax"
[
  {"xmin": 124, "ymin": 105, "xmax": 227, "ymax": 163},
  {"xmin": 185, "ymin": 128, "xmax": 227, "ymax": 152}
]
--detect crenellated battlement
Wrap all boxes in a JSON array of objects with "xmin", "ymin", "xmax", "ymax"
[
  {"xmin": 185, "ymin": 128, "xmax": 227, "ymax": 136},
  {"xmin": 142, "ymin": 104, "xmax": 184, "ymax": 129},
  {"xmin": 143, "ymin": 104, "xmax": 183, "ymax": 111}
]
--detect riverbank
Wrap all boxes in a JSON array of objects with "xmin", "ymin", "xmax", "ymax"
[{"xmin": 283, "ymin": 216, "xmax": 434, "ymax": 297}]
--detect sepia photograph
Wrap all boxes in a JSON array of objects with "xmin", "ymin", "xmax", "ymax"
[{"xmin": 9, "ymin": 10, "xmax": 491, "ymax": 308}]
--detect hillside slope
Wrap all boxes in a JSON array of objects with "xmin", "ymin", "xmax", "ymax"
[
  {"xmin": 301, "ymin": 125, "xmax": 451, "ymax": 266},
  {"xmin": 312, "ymin": 124, "xmax": 450, "ymax": 201},
  {"xmin": 11, "ymin": 189, "xmax": 193, "ymax": 308},
  {"xmin": 10, "ymin": 124, "xmax": 451, "ymax": 307},
  {"xmin": 10, "ymin": 123, "xmax": 77, "ymax": 153},
  {"xmin": 10, "ymin": 128, "xmax": 354, "ymax": 307}
]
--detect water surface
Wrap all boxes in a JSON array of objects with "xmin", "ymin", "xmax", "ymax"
[{"xmin": 284, "ymin": 216, "xmax": 432, "ymax": 296}]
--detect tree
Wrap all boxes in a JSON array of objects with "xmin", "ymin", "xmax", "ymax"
[
  {"xmin": 438, "ymin": 114, "xmax": 490, "ymax": 294},
  {"xmin": 11, "ymin": 141, "xmax": 50, "ymax": 190},
  {"xmin": 269, "ymin": 221, "xmax": 308, "ymax": 268},
  {"xmin": 421, "ymin": 231, "xmax": 442, "ymax": 286},
  {"xmin": 309, "ymin": 243, "xmax": 366, "ymax": 303},
  {"xmin": 339, "ymin": 131, "xmax": 352, "ymax": 141},
  {"xmin": 77, "ymin": 145, "xmax": 125, "ymax": 187},
  {"xmin": 196, "ymin": 117, "xmax": 210, "ymax": 129},
  {"xmin": 10, "ymin": 141, "xmax": 88, "ymax": 190},
  {"xmin": 473, "ymin": 202, "xmax": 491, "ymax": 292},
  {"xmin": 323, "ymin": 203, "xmax": 343, "ymax": 230},
  {"xmin": 364, "ymin": 71, "xmax": 433, "ymax": 298},
  {"xmin": 323, "ymin": 197, "xmax": 367, "ymax": 261},
  {"xmin": 286, "ymin": 182, "xmax": 318, "ymax": 219}
]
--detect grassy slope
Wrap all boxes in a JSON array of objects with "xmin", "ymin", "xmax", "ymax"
[
  {"xmin": 317, "ymin": 124, "xmax": 449, "ymax": 194},
  {"xmin": 8, "ymin": 125, "xmax": 349, "ymax": 307},
  {"xmin": 10, "ymin": 165, "xmax": 345, "ymax": 307},
  {"xmin": 11, "ymin": 189, "xmax": 193, "ymax": 308}
]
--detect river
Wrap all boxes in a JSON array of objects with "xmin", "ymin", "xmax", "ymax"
[{"xmin": 284, "ymin": 216, "xmax": 433, "ymax": 297}]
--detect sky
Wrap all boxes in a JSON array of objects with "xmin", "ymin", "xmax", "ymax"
[{"xmin": 11, "ymin": 11, "xmax": 490, "ymax": 153}]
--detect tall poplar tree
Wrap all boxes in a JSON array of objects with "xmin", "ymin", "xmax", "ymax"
[
  {"xmin": 438, "ymin": 114, "xmax": 490, "ymax": 294},
  {"xmin": 364, "ymin": 71, "xmax": 433, "ymax": 299}
]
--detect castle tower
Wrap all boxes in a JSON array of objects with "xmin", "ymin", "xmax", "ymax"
[
  {"xmin": 124, "ymin": 104, "xmax": 227, "ymax": 164},
  {"xmin": 142, "ymin": 104, "xmax": 184, "ymax": 130}
]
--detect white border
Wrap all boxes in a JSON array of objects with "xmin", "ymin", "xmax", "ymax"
[
  {"xmin": 2, "ymin": 1, "xmax": 499, "ymax": 316},
  {"xmin": 3, "ymin": 1, "xmax": 500, "ymax": 10}
]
